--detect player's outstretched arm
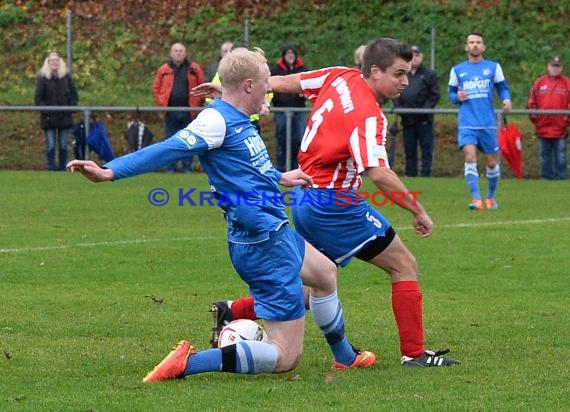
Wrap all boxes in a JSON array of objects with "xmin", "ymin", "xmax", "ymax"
[
  {"xmin": 66, "ymin": 160, "xmax": 114, "ymax": 182},
  {"xmin": 367, "ymin": 166, "xmax": 433, "ymax": 237},
  {"xmin": 279, "ymin": 168, "xmax": 313, "ymax": 189},
  {"xmin": 191, "ymin": 82, "xmax": 222, "ymax": 99},
  {"xmin": 268, "ymin": 74, "xmax": 303, "ymax": 94}
]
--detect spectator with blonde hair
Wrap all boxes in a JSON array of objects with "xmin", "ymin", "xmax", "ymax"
[
  {"xmin": 35, "ymin": 51, "xmax": 78, "ymax": 171},
  {"xmin": 354, "ymin": 45, "xmax": 366, "ymax": 69}
]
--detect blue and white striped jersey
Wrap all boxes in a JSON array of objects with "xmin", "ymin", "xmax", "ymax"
[{"xmin": 448, "ymin": 59, "xmax": 511, "ymax": 129}]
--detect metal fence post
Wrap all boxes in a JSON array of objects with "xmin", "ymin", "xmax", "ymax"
[
  {"xmin": 83, "ymin": 109, "xmax": 91, "ymax": 160},
  {"xmin": 496, "ymin": 109, "xmax": 503, "ymax": 132},
  {"xmin": 285, "ymin": 110, "xmax": 293, "ymax": 171}
]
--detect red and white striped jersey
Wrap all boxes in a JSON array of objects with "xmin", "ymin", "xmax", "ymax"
[{"xmin": 298, "ymin": 67, "xmax": 389, "ymax": 190}]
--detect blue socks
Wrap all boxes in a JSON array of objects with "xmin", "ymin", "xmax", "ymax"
[
  {"xmin": 184, "ymin": 341, "xmax": 278, "ymax": 376},
  {"xmin": 465, "ymin": 162, "xmax": 500, "ymax": 201},
  {"xmin": 309, "ymin": 291, "xmax": 356, "ymax": 366},
  {"xmin": 486, "ymin": 164, "xmax": 500, "ymax": 199},
  {"xmin": 464, "ymin": 162, "xmax": 481, "ymax": 200},
  {"xmin": 184, "ymin": 348, "xmax": 222, "ymax": 375},
  {"xmin": 234, "ymin": 341, "xmax": 278, "ymax": 373}
]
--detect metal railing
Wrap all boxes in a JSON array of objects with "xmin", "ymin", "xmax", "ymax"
[{"xmin": 1, "ymin": 105, "xmax": 569, "ymax": 171}]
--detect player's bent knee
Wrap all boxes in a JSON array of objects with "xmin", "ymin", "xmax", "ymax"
[
  {"xmin": 382, "ymin": 251, "xmax": 418, "ymax": 281},
  {"xmin": 274, "ymin": 349, "xmax": 303, "ymax": 372},
  {"xmin": 302, "ymin": 255, "xmax": 338, "ymax": 292},
  {"xmin": 319, "ymin": 261, "xmax": 337, "ymax": 288},
  {"xmin": 397, "ymin": 253, "xmax": 418, "ymax": 279},
  {"xmin": 406, "ymin": 253, "xmax": 418, "ymax": 273},
  {"xmin": 266, "ymin": 323, "xmax": 304, "ymax": 372}
]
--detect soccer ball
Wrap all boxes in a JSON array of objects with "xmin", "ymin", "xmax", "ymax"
[{"xmin": 217, "ymin": 319, "xmax": 267, "ymax": 348}]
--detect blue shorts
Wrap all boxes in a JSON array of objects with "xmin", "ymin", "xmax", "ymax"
[
  {"xmin": 292, "ymin": 187, "xmax": 391, "ymax": 267},
  {"xmin": 228, "ymin": 225, "xmax": 306, "ymax": 321},
  {"xmin": 458, "ymin": 128, "xmax": 499, "ymax": 154}
]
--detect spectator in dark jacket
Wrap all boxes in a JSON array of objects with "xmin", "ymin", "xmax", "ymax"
[
  {"xmin": 205, "ymin": 41, "xmax": 233, "ymax": 82},
  {"xmin": 271, "ymin": 45, "xmax": 308, "ymax": 171},
  {"xmin": 393, "ymin": 45, "xmax": 440, "ymax": 176},
  {"xmin": 35, "ymin": 51, "xmax": 78, "ymax": 171},
  {"xmin": 153, "ymin": 42, "xmax": 205, "ymax": 173}
]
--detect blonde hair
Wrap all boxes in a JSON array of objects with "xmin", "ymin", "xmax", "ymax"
[
  {"xmin": 39, "ymin": 52, "xmax": 68, "ymax": 79},
  {"xmin": 354, "ymin": 45, "xmax": 366, "ymax": 67},
  {"xmin": 217, "ymin": 47, "xmax": 267, "ymax": 93}
]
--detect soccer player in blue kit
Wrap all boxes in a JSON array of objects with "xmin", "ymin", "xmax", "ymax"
[
  {"xmin": 448, "ymin": 32, "xmax": 512, "ymax": 210},
  {"xmin": 66, "ymin": 48, "xmax": 375, "ymax": 383}
]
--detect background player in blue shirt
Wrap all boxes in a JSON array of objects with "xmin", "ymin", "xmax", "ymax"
[
  {"xmin": 448, "ymin": 32, "xmax": 512, "ymax": 210},
  {"xmin": 67, "ymin": 48, "xmax": 375, "ymax": 383}
]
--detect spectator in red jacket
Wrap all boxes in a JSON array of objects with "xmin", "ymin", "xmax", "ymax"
[
  {"xmin": 528, "ymin": 56, "xmax": 570, "ymax": 180},
  {"xmin": 153, "ymin": 42, "xmax": 205, "ymax": 173}
]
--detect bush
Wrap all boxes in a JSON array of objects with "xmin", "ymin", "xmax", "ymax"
[{"xmin": 0, "ymin": 0, "xmax": 567, "ymax": 175}]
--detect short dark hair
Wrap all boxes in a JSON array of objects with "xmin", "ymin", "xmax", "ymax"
[
  {"xmin": 466, "ymin": 32, "xmax": 484, "ymax": 41},
  {"xmin": 361, "ymin": 38, "xmax": 412, "ymax": 78}
]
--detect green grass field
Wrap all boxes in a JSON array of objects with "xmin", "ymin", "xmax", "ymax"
[{"xmin": 1, "ymin": 171, "xmax": 568, "ymax": 411}]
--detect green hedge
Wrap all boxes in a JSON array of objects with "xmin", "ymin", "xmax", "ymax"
[{"xmin": 0, "ymin": 0, "xmax": 567, "ymax": 174}]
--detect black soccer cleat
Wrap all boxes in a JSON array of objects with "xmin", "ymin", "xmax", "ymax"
[
  {"xmin": 401, "ymin": 349, "xmax": 461, "ymax": 367},
  {"xmin": 209, "ymin": 300, "xmax": 234, "ymax": 348}
]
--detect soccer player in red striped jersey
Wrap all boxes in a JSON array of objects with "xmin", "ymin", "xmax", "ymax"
[{"xmin": 196, "ymin": 38, "xmax": 460, "ymax": 367}]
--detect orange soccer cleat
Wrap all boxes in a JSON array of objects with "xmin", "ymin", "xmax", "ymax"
[
  {"xmin": 468, "ymin": 199, "xmax": 484, "ymax": 211},
  {"xmin": 332, "ymin": 350, "xmax": 377, "ymax": 370},
  {"xmin": 143, "ymin": 340, "xmax": 196, "ymax": 383},
  {"xmin": 485, "ymin": 198, "xmax": 498, "ymax": 210}
]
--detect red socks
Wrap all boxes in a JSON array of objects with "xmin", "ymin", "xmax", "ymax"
[
  {"xmin": 391, "ymin": 281, "xmax": 425, "ymax": 358},
  {"xmin": 230, "ymin": 297, "xmax": 258, "ymax": 320}
]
